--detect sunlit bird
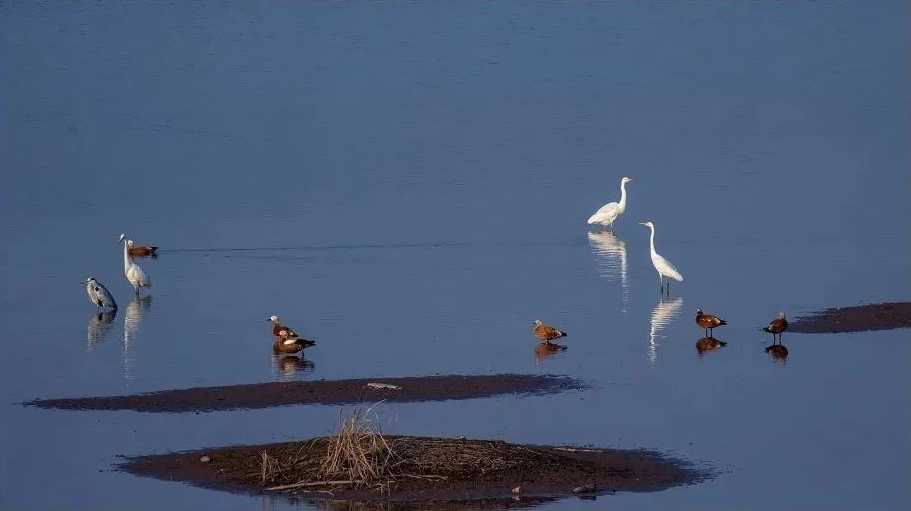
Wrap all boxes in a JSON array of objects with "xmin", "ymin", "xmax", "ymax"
[
  {"xmin": 533, "ymin": 319, "xmax": 567, "ymax": 345},
  {"xmin": 695, "ymin": 308, "xmax": 726, "ymax": 337},
  {"xmin": 269, "ymin": 315, "xmax": 316, "ymax": 353},
  {"xmin": 587, "ymin": 177, "xmax": 633, "ymax": 231},
  {"xmin": 762, "ymin": 312, "xmax": 788, "ymax": 342},
  {"xmin": 83, "ymin": 277, "xmax": 117, "ymax": 310},
  {"xmin": 640, "ymin": 221, "xmax": 683, "ymax": 294},
  {"xmin": 122, "ymin": 236, "xmax": 158, "ymax": 258},
  {"xmin": 119, "ymin": 234, "xmax": 151, "ymax": 294}
]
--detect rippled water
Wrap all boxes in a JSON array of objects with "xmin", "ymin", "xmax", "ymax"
[{"xmin": 1, "ymin": 1, "xmax": 909, "ymax": 510}]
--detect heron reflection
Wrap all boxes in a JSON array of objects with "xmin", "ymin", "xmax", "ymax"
[
  {"xmin": 123, "ymin": 295, "xmax": 152, "ymax": 383},
  {"xmin": 649, "ymin": 297, "xmax": 683, "ymax": 365},
  {"xmin": 87, "ymin": 309, "xmax": 117, "ymax": 349},
  {"xmin": 588, "ymin": 231, "xmax": 629, "ymax": 312}
]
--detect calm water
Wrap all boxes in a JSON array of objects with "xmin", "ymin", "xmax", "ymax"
[{"xmin": 1, "ymin": 1, "xmax": 909, "ymax": 509}]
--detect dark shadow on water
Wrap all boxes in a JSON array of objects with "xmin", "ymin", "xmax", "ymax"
[
  {"xmin": 765, "ymin": 343, "xmax": 789, "ymax": 366},
  {"xmin": 309, "ymin": 496, "xmax": 556, "ymax": 511},
  {"xmin": 273, "ymin": 355, "xmax": 316, "ymax": 380},
  {"xmin": 534, "ymin": 342, "xmax": 567, "ymax": 366},
  {"xmin": 87, "ymin": 309, "xmax": 117, "ymax": 349},
  {"xmin": 695, "ymin": 337, "xmax": 727, "ymax": 359}
]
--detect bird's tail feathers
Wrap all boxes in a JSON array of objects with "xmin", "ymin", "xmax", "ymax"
[
  {"xmin": 719, "ymin": 320, "xmax": 728, "ymax": 326},
  {"xmin": 717, "ymin": 340, "xmax": 728, "ymax": 347}
]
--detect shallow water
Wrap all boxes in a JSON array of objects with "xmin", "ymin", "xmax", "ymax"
[{"xmin": 1, "ymin": 1, "xmax": 909, "ymax": 509}]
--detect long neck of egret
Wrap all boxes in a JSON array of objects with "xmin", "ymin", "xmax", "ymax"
[
  {"xmin": 122, "ymin": 239, "xmax": 132, "ymax": 272},
  {"xmin": 648, "ymin": 224, "xmax": 657, "ymax": 257},
  {"xmin": 618, "ymin": 180, "xmax": 629, "ymax": 212}
]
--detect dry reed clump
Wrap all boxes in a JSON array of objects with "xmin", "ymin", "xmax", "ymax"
[{"xmin": 317, "ymin": 406, "xmax": 400, "ymax": 489}]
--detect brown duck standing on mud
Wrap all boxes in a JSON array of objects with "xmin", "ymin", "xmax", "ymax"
[
  {"xmin": 695, "ymin": 308, "xmax": 726, "ymax": 337},
  {"xmin": 695, "ymin": 337, "xmax": 727, "ymax": 354},
  {"xmin": 762, "ymin": 312, "xmax": 788, "ymax": 342},
  {"xmin": 533, "ymin": 319, "xmax": 567, "ymax": 345},
  {"xmin": 118, "ymin": 234, "xmax": 158, "ymax": 257},
  {"xmin": 269, "ymin": 315, "xmax": 315, "ymax": 354}
]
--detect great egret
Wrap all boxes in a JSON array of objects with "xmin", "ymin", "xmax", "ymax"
[
  {"xmin": 83, "ymin": 277, "xmax": 117, "ymax": 310},
  {"xmin": 639, "ymin": 221, "xmax": 683, "ymax": 294},
  {"xmin": 533, "ymin": 319, "xmax": 567, "ymax": 345},
  {"xmin": 120, "ymin": 234, "xmax": 151, "ymax": 294},
  {"xmin": 695, "ymin": 309, "xmax": 727, "ymax": 337},
  {"xmin": 587, "ymin": 177, "xmax": 633, "ymax": 231},
  {"xmin": 762, "ymin": 312, "xmax": 788, "ymax": 342}
]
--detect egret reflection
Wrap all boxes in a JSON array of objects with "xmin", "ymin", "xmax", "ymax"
[
  {"xmin": 123, "ymin": 295, "xmax": 152, "ymax": 383},
  {"xmin": 87, "ymin": 309, "xmax": 117, "ymax": 349},
  {"xmin": 588, "ymin": 231, "xmax": 629, "ymax": 312},
  {"xmin": 649, "ymin": 297, "xmax": 683, "ymax": 364},
  {"xmin": 273, "ymin": 355, "xmax": 315, "ymax": 380}
]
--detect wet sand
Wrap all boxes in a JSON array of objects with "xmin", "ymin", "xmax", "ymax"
[
  {"xmin": 23, "ymin": 374, "xmax": 584, "ymax": 413},
  {"xmin": 790, "ymin": 302, "xmax": 911, "ymax": 334},
  {"xmin": 121, "ymin": 435, "xmax": 701, "ymax": 504}
]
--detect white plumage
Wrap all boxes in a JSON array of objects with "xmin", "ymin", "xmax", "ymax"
[
  {"xmin": 120, "ymin": 234, "xmax": 151, "ymax": 294},
  {"xmin": 639, "ymin": 221, "xmax": 683, "ymax": 292},
  {"xmin": 587, "ymin": 177, "xmax": 633, "ymax": 230}
]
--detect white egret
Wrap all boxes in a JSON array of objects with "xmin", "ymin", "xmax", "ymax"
[
  {"xmin": 639, "ymin": 221, "xmax": 683, "ymax": 294},
  {"xmin": 120, "ymin": 234, "xmax": 151, "ymax": 294},
  {"xmin": 587, "ymin": 177, "xmax": 633, "ymax": 231},
  {"xmin": 83, "ymin": 277, "xmax": 117, "ymax": 310},
  {"xmin": 588, "ymin": 231, "xmax": 629, "ymax": 311}
]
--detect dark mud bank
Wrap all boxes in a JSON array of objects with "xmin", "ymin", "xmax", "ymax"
[
  {"xmin": 24, "ymin": 374, "xmax": 584, "ymax": 413},
  {"xmin": 790, "ymin": 302, "xmax": 911, "ymax": 334},
  {"xmin": 121, "ymin": 435, "xmax": 704, "ymax": 505}
]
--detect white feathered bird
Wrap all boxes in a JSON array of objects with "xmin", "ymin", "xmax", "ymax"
[
  {"xmin": 587, "ymin": 177, "xmax": 633, "ymax": 230},
  {"xmin": 640, "ymin": 221, "xmax": 683, "ymax": 293},
  {"xmin": 120, "ymin": 234, "xmax": 151, "ymax": 294}
]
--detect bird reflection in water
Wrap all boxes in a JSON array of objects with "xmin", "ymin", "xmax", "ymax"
[
  {"xmin": 649, "ymin": 297, "xmax": 683, "ymax": 365},
  {"xmin": 273, "ymin": 355, "xmax": 315, "ymax": 380},
  {"xmin": 765, "ymin": 343, "xmax": 789, "ymax": 365},
  {"xmin": 534, "ymin": 342, "xmax": 567, "ymax": 366},
  {"xmin": 695, "ymin": 337, "xmax": 727, "ymax": 358},
  {"xmin": 123, "ymin": 295, "xmax": 152, "ymax": 384},
  {"xmin": 87, "ymin": 309, "xmax": 117, "ymax": 350},
  {"xmin": 587, "ymin": 232, "xmax": 629, "ymax": 313}
]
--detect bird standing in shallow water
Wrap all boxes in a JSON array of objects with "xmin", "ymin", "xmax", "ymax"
[
  {"xmin": 119, "ymin": 234, "xmax": 151, "ymax": 294},
  {"xmin": 762, "ymin": 312, "xmax": 788, "ymax": 343},
  {"xmin": 639, "ymin": 221, "xmax": 683, "ymax": 295},
  {"xmin": 695, "ymin": 309, "xmax": 726, "ymax": 337},
  {"xmin": 587, "ymin": 177, "xmax": 633, "ymax": 231},
  {"xmin": 119, "ymin": 234, "xmax": 158, "ymax": 257},
  {"xmin": 269, "ymin": 315, "xmax": 316, "ymax": 354},
  {"xmin": 533, "ymin": 319, "xmax": 567, "ymax": 345},
  {"xmin": 83, "ymin": 277, "xmax": 117, "ymax": 310}
]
